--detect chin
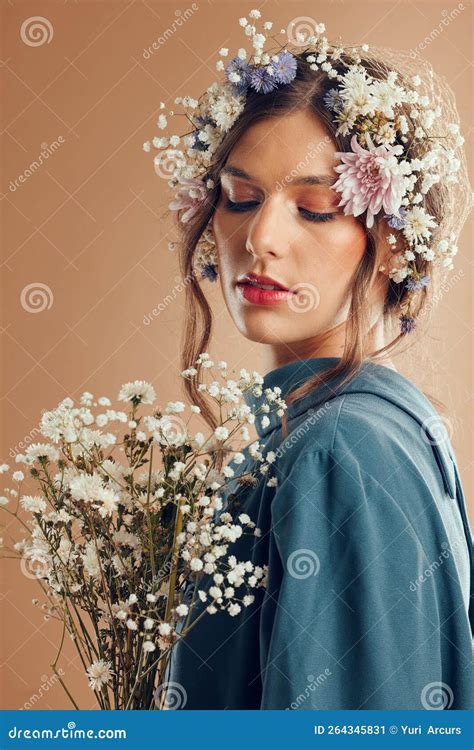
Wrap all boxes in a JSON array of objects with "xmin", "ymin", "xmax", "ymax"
[{"xmin": 233, "ymin": 312, "xmax": 304, "ymax": 345}]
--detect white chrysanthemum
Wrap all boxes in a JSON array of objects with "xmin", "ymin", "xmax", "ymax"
[
  {"xmin": 95, "ymin": 487, "xmax": 119, "ymax": 516},
  {"xmin": 20, "ymin": 495, "xmax": 46, "ymax": 513},
  {"xmin": 208, "ymin": 86, "xmax": 246, "ymax": 133},
  {"xmin": 24, "ymin": 443, "xmax": 59, "ymax": 463},
  {"xmin": 82, "ymin": 539, "xmax": 102, "ymax": 578},
  {"xmin": 402, "ymin": 206, "xmax": 437, "ymax": 243},
  {"xmin": 69, "ymin": 472, "xmax": 105, "ymax": 502},
  {"xmin": 86, "ymin": 659, "xmax": 114, "ymax": 690},
  {"xmin": 338, "ymin": 69, "xmax": 373, "ymax": 116},
  {"xmin": 117, "ymin": 380, "xmax": 156, "ymax": 405}
]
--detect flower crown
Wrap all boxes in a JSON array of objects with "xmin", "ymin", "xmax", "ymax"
[{"xmin": 143, "ymin": 9, "xmax": 468, "ymax": 335}]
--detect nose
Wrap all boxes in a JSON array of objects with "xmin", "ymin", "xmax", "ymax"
[{"xmin": 245, "ymin": 194, "xmax": 291, "ymax": 262}]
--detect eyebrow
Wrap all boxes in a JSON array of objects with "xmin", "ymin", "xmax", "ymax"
[{"xmin": 220, "ymin": 165, "xmax": 337, "ymax": 187}]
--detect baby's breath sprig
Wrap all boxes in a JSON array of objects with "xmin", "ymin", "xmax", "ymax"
[{"xmin": 0, "ymin": 351, "xmax": 285, "ymax": 709}]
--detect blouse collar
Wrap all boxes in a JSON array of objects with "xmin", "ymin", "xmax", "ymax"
[{"xmin": 242, "ymin": 356, "xmax": 458, "ymax": 499}]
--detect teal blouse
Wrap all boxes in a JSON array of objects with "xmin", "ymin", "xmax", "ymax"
[{"xmin": 167, "ymin": 357, "xmax": 473, "ymax": 710}]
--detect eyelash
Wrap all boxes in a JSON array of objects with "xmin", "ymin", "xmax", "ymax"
[{"xmin": 224, "ymin": 199, "xmax": 335, "ymax": 223}]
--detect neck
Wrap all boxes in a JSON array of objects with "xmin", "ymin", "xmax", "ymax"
[{"xmin": 262, "ymin": 314, "xmax": 397, "ymax": 374}]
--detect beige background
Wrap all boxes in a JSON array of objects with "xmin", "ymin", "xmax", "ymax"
[{"xmin": 1, "ymin": 0, "xmax": 472, "ymax": 710}]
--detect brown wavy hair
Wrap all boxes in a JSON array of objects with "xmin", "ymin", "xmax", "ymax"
[{"xmin": 172, "ymin": 49, "xmax": 470, "ymax": 439}]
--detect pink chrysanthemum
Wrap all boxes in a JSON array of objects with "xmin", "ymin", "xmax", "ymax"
[
  {"xmin": 332, "ymin": 133, "xmax": 406, "ymax": 228},
  {"xmin": 168, "ymin": 177, "xmax": 208, "ymax": 223}
]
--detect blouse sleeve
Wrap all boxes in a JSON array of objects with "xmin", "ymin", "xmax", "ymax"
[{"xmin": 259, "ymin": 447, "xmax": 446, "ymax": 710}]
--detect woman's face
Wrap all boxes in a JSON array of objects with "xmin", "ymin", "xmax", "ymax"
[{"xmin": 211, "ymin": 109, "xmax": 386, "ymax": 354}]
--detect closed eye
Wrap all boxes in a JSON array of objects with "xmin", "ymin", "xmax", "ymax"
[{"xmin": 224, "ymin": 199, "xmax": 336, "ymax": 223}]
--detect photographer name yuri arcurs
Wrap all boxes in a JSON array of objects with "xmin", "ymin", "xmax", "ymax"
[{"xmin": 313, "ymin": 724, "xmax": 463, "ymax": 735}]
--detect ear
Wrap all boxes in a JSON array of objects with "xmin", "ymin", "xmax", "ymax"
[{"xmin": 374, "ymin": 220, "xmax": 400, "ymax": 273}]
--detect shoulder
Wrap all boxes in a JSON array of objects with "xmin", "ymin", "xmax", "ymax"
[
  {"xmin": 272, "ymin": 389, "xmax": 446, "ymax": 517},
  {"xmin": 279, "ymin": 387, "xmax": 427, "ymax": 462}
]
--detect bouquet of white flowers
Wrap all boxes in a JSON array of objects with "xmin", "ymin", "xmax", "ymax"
[{"xmin": 0, "ymin": 353, "xmax": 286, "ymax": 709}]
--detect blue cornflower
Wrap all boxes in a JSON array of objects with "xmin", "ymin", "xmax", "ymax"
[
  {"xmin": 385, "ymin": 205, "xmax": 408, "ymax": 230},
  {"xmin": 190, "ymin": 116, "xmax": 214, "ymax": 151},
  {"xmin": 271, "ymin": 51, "xmax": 297, "ymax": 85},
  {"xmin": 399, "ymin": 315, "xmax": 417, "ymax": 334},
  {"xmin": 249, "ymin": 65, "xmax": 278, "ymax": 94},
  {"xmin": 201, "ymin": 263, "xmax": 218, "ymax": 282},
  {"xmin": 405, "ymin": 275, "xmax": 431, "ymax": 292},
  {"xmin": 190, "ymin": 130, "xmax": 209, "ymax": 152},
  {"xmin": 225, "ymin": 56, "xmax": 252, "ymax": 95},
  {"xmin": 323, "ymin": 88, "xmax": 342, "ymax": 112}
]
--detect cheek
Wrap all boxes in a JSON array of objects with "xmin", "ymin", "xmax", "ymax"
[
  {"xmin": 212, "ymin": 209, "xmax": 242, "ymax": 265},
  {"xmin": 311, "ymin": 218, "xmax": 366, "ymax": 279}
]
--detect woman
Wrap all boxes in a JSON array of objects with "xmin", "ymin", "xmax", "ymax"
[{"xmin": 146, "ymin": 10, "xmax": 473, "ymax": 709}]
